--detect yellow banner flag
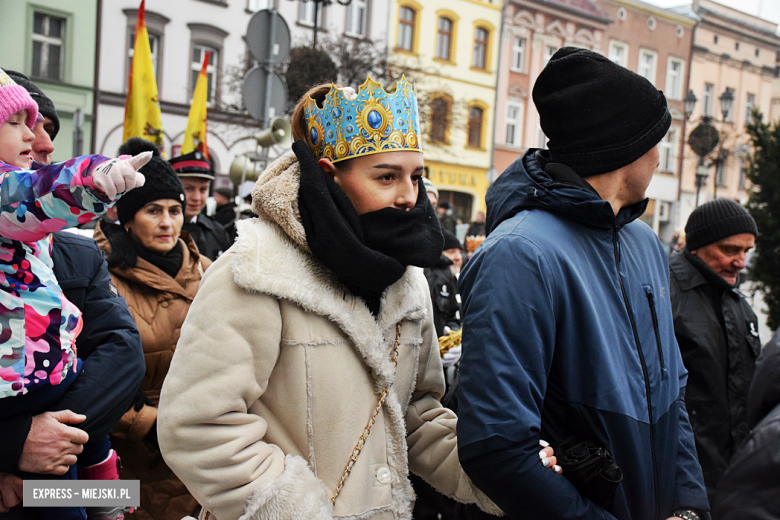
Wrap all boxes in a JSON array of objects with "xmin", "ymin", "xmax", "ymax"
[
  {"xmin": 123, "ymin": 0, "xmax": 163, "ymax": 148},
  {"xmin": 181, "ymin": 51, "xmax": 210, "ymax": 159}
]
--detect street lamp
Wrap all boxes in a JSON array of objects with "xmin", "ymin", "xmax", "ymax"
[
  {"xmin": 684, "ymin": 90, "xmax": 697, "ymax": 121},
  {"xmin": 719, "ymin": 88, "xmax": 734, "ymax": 121},
  {"xmin": 685, "ymin": 87, "xmax": 734, "ymax": 207}
]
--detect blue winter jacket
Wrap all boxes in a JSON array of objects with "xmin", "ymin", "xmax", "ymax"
[{"xmin": 457, "ymin": 150, "xmax": 709, "ymax": 520}]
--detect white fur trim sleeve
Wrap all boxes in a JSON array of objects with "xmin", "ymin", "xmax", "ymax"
[
  {"xmin": 240, "ymin": 454, "xmax": 333, "ymax": 520},
  {"xmin": 465, "ymin": 474, "xmax": 505, "ymax": 517}
]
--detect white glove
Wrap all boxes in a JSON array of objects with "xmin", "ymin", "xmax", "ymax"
[
  {"xmin": 91, "ymin": 151, "xmax": 150, "ymax": 200},
  {"xmin": 442, "ymin": 345, "xmax": 462, "ymax": 368}
]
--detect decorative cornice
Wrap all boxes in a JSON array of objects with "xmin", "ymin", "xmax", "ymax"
[
  {"xmin": 122, "ymin": 8, "xmax": 171, "ymax": 26},
  {"xmin": 512, "ymin": 0, "xmax": 612, "ymax": 27},
  {"xmin": 691, "ymin": 49, "xmax": 778, "ymax": 78},
  {"xmin": 611, "ymin": 0, "xmax": 696, "ymax": 27},
  {"xmin": 696, "ymin": 11, "xmax": 780, "ymax": 49},
  {"xmin": 192, "ymin": 0, "xmax": 229, "ymax": 7},
  {"xmin": 508, "ymin": 83, "xmax": 528, "ymax": 98},
  {"xmin": 697, "ymin": 6, "xmax": 780, "ymax": 42},
  {"xmin": 187, "ymin": 23, "xmax": 230, "ymax": 40}
]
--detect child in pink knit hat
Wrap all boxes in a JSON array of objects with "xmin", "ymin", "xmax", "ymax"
[
  {"xmin": 0, "ymin": 68, "xmax": 148, "ymax": 520},
  {"xmin": 0, "ymin": 69, "xmax": 39, "ymax": 168}
]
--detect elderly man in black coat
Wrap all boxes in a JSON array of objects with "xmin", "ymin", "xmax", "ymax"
[{"xmin": 669, "ymin": 198, "xmax": 760, "ymax": 502}]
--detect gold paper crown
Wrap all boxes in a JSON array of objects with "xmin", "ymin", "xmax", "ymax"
[
  {"xmin": 0, "ymin": 68, "xmax": 17, "ymax": 88},
  {"xmin": 303, "ymin": 76, "xmax": 421, "ymax": 163}
]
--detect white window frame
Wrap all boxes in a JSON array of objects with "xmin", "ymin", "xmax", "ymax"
[
  {"xmin": 511, "ymin": 36, "xmax": 526, "ymax": 72},
  {"xmin": 638, "ymin": 48, "xmax": 657, "ymax": 85},
  {"xmin": 739, "ymin": 162, "xmax": 747, "ymax": 189},
  {"xmin": 247, "ymin": 0, "xmax": 271, "ymax": 11},
  {"xmin": 32, "ymin": 12, "xmax": 65, "ymax": 81},
  {"xmin": 702, "ymin": 83, "xmax": 714, "ymax": 116},
  {"xmin": 191, "ymin": 45, "xmax": 218, "ymax": 105},
  {"xmin": 537, "ymin": 125, "xmax": 548, "ymax": 149},
  {"xmin": 659, "ymin": 127, "xmax": 678, "ymax": 174},
  {"xmin": 543, "ymin": 45, "xmax": 556, "ymax": 67},
  {"xmin": 346, "ymin": 0, "xmax": 367, "ymax": 38},
  {"xmin": 716, "ymin": 159, "xmax": 726, "ymax": 186},
  {"xmin": 608, "ymin": 40, "xmax": 628, "ymax": 67},
  {"xmin": 665, "ymin": 57, "xmax": 684, "ymax": 100},
  {"xmin": 745, "ymin": 93, "xmax": 755, "ymax": 124},
  {"xmin": 505, "ymin": 102, "xmax": 523, "ymax": 147},
  {"xmin": 298, "ymin": 1, "xmax": 322, "ymax": 27},
  {"xmin": 724, "ymin": 88, "xmax": 736, "ymax": 122},
  {"xmin": 128, "ymin": 31, "xmax": 160, "ymax": 81}
]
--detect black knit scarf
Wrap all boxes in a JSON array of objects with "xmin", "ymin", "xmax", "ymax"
[
  {"xmin": 295, "ymin": 141, "xmax": 443, "ymax": 311},
  {"xmin": 133, "ymin": 239, "xmax": 183, "ymax": 279}
]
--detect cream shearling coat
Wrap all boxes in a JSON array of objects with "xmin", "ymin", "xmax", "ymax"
[{"xmin": 157, "ymin": 152, "xmax": 500, "ymax": 520}]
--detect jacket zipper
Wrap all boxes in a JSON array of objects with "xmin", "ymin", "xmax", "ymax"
[
  {"xmin": 645, "ymin": 289, "xmax": 665, "ymax": 370},
  {"xmin": 613, "ymin": 228, "xmax": 660, "ymax": 520}
]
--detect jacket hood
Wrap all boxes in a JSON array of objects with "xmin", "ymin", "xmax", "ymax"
[
  {"xmin": 485, "ymin": 149, "xmax": 648, "ymax": 235},
  {"xmin": 748, "ymin": 329, "xmax": 780, "ymax": 428},
  {"xmin": 249, "ymin": 151, "xmax": 309, "ymax": 252}
]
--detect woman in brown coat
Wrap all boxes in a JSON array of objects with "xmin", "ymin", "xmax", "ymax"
[{"xmin": 94, "ymin": 145, "xmax": 210, "ymax": 520}]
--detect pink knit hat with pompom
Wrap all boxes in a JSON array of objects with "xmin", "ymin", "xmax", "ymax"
[{"xmin": 0, "ymin": 67, "xmax": 39, "ymax": 129}]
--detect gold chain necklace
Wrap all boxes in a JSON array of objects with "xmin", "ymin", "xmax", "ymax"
[{"xmin": 331, "ymin": 321, "xmax": 402, "ymax": 504}]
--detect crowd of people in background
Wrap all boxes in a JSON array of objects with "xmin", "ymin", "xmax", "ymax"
[{"xmin": 1, "ymin": 44, "xmax": 779, "ymax": 520}]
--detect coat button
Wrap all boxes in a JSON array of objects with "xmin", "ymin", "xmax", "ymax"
[
  {"xmin": 376, "ymin": 465, "xmax": 391, "ymax": 485},
  {"xmin": 161, "ymin": 301, "xmax": 169, "ymax": 308}
]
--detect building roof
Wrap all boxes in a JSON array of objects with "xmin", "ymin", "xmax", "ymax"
[{"xmin": 529, "ymin": 0, "xmax": 613, "ymax": 24}]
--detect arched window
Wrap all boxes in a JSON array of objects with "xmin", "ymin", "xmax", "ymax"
[
  {"xmin": 436, "ymin": 17, "xmax": 453, "ymax": 60},
  {"xmin": 468, "ymin": 106, "xmax": 484, "ymax": 148},
  {"xmin": 398, "ymin": 6, "xmax": 415, "ymax": 51},
  {"xmin": 430, "ymin": 97, "xmax": 450, "ymax": 143},
  {"xmin": 472, "ymin": 27, "xmax": 488, "ymax": 69}
]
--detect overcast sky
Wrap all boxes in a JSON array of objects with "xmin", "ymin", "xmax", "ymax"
[{"xmin": 641, "ymin": 0, "xmax": 780, "ymax": 29}]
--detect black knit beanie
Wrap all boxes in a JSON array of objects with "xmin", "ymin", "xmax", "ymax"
[
  {"xmin": 532, "ymin": 47, "xmax": 671, "ymax": 176},
  {"xmin": 685, "ymin": 199, "xmax": 757, "ymax": 251},
  {"xmin": 5, "ymin": 70, "xmax": 60, "ymax": 139},
  {"xmin": 115, "ymin": 139, "xmax": 186, "ymax": 225},
  {"xmin": 442, "ymin": 230, "xmax": 462, "ymax": 251}
]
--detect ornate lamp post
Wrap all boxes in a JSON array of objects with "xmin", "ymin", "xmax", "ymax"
[
  {"xmin": 685, "ymin": 88, "xmax": 734, "ymax": 207},
  {"xmin": 295, "ymin": 0, "xmax": 353, "ymax": 49}
]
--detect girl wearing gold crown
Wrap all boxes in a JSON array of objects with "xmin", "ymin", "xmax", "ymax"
[{"xmin": 157, "ymin": 77, "xmax": 556, "ymax": 520}]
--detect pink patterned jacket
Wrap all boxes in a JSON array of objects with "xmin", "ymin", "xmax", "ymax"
[{"xmin": 0, "ymin": 155, "xmax": 113, "ymax": 398}]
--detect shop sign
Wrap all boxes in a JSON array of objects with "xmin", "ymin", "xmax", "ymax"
[{"xmin": 427, "ymin": 167, "xmax": 480, "ymax": 187}]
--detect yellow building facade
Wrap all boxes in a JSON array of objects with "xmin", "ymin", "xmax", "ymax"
[{"xmin": 390, "ymin": 0, "xmax": 501, "ymax": 220}]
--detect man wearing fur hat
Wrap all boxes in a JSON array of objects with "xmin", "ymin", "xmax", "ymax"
[
  {"xmin": 168, "ymin": 151, "xmax": 230, "ymax": 260},
  {"xmin": 458, "ymin": 47, "xmax": 709, "ymax": 520},
  {"xmin": 669, "ymin": 199, "xmax": 760, "ymax": 502}
]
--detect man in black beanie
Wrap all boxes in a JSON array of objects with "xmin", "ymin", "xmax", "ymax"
[
  {"xmin": 669, "ymin": 199, "xmax": 760, "ymax": 502},
  {"xmin": 457, "ymin": 47, "xmax": 709, "ymax": 520}
]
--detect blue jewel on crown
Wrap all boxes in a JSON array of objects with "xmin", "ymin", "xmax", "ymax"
[{"xmin": 303, "ymin": 75, "xmax": 421, "ymax": 163}]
